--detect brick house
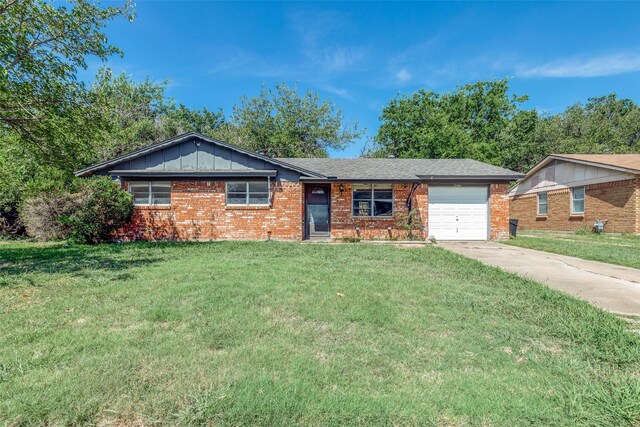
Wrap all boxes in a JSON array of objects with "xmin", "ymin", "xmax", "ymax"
[
  {"xmin": 510, "ymin": 154, "xmax": 640, "ymax": 234},
  {"xmin": 76, "ymin": 132, "xmax": 523, "ymax": 241}
]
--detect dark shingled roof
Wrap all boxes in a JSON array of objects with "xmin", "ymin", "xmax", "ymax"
[
  {"xmin": 73, "ymin": 132, "xmax": 523, "ymax": 181},
  {"xmin": 275, "ymin": 158, "xmax": 523, "ymax": 181}
]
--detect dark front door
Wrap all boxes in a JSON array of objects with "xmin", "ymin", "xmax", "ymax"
[{"xmin": 305, "ymin": 184, "xmax": 330, "ymax": 238}]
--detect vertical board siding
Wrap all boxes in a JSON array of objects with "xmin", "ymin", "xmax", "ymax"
[{"xmin": 105, "ymin": 138, "xmax": 300, "ymax": 182}]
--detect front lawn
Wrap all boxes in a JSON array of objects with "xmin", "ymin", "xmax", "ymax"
[
  {"xmin": 504, "ymin": 231, "xmax": 640, "ymax": 270},
  {"xmin": 1, "ymin": 241, "xmax": 639, "ymax": 426}
]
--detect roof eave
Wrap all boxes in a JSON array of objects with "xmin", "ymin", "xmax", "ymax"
[
  {"xmin": 108, "ymin": 169, "xmax": 278, "ymax": 178},
  {"xmin": 521, "ymin": 155, "xmax": 640, "ymax": 183},
  {"xmin": 299, "ymin": 176, "xmax": 420, "ymax": 182},
  {"xmin": 417, "ymin": 174, "xmax": 524, "ymax": 181},
  {"xmin": 549, "ymin": 155, "xmax": 640, "ymax": 175}
]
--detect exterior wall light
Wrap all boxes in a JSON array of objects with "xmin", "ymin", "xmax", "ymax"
[{"xmin": 339, "ymin": 184, "xmax": 345, "ymax": 193}]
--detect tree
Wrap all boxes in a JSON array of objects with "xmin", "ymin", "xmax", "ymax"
[
  {"xmin": 222, "ymin": 83, "xmax": 363, "ymax": 157},
  {"xmin": 166, "ymin": 104, "xmax": 225, "ymax": 138},
  {"xmin": 0, "ymin": 0, "xmax": 134, "ymax": 161},
  {"xmin": 84, "ymin": 68, "xmax": 223, "ymax": 164},
  {"xmin": 527, "ymin": 95, "xmax": 640, "ymax": 170},
  {"xmin": 371, "ymin": 82, "xmax": 640, "ymax": 173},
  {"xmin": 372, "ymin": 79, "xmax": 529, "ymax": 166},
  {"xmin": 496, "ymin": 109, "xmax": 542, "ymax": 172}
]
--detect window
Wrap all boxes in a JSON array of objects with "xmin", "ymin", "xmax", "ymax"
[
  {"xmin": 571, "ymin": 186, "xmax": 585, "ymax": 214},
  {"xmin": 226, "ymin": 181, "xmax": 270, "ymax": 206},
  {"xmin": 537, "ymin": 192, "xmax": 548, "ymax": 216},
  {"xmin": 128, "ymin": 181, "xmax": 171, "ymax": 206},
  {"xmin": 352, "ymin": 183, "xmax": 393, "ymax": 217}
]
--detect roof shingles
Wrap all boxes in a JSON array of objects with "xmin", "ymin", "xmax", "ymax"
[{"xmin": 276, "ymin": 158, "xmax": 523, "ymax": 180}]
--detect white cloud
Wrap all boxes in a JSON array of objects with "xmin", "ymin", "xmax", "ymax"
[
  {"xmin": 286, "ymin": 8, "xmax": 366, "ymax": 74},
  {"xmin": 321, "ymin": 46, "xmax": 366, "ymax": 71},
  {"xmin": 517, "ymin": 53, "xmax": 640, "ymax": 78},
  {"xmin": 204, "ymin": 9, "xmax": 366, "ymax": 100},
  {"xmin": 395, "ymin": 68, "xmax": 412, "ymax": 82},
  {"xmin": 318, "ymin": 84, "xmax": 353, "ymax": 100}
]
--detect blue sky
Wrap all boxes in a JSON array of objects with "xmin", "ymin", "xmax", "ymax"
[{"xmin": 86, "ymin": 1, "xmax": 640, "ymax": 157}]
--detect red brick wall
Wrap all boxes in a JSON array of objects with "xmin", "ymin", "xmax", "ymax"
[
  {"xmin": 510, "ymin": 178, "xmax": 639, "ymax": 234},
  {"xmin": 636, "ymin": 178, "xmax": 640, "ymax": 235},
  {"xmin": 490, "ymin": 183, "xmax": 510, "ymax": 240},
  {"xmin": 118, "ymin": 179, "xmax": 512, "ymax": 241},
  {"xmin": 117, "ymin": 180, "xmax": 303, "ymax": 241},
  {"xmin": 329, "ymin": 183, "xmax": 427, "ymax": 239},
  {"xmin": 329, "ymin": 182, "xmax": 509, "ymax": 240}
]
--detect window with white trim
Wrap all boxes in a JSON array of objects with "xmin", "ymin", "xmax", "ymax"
[
  {"xmin": 129, "ymin": 181, "xmax": 171, "ymax": 206},
  {"xmin": 352, "ymin": 183, "xmax": 393, "ymax": 217},
  {"xmin": 537, "ymin": 192, "xmax": 548, "ymax": 216},
  {"xmin": 571, "ymin": 186, "xmax": 585, "ymax": 214},
  {"xmin": 226, "ymin": 181, "xmax": 270, "ymax": 206}
]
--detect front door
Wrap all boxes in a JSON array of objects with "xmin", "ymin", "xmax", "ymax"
[{"xmin": 305, "ymin": 184, "xmax": 330, "ymax": 238}]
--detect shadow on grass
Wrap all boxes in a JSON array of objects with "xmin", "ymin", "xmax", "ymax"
[{"xmin": 0, "ymin": 242, "xmax": 166, "ymax": 278}]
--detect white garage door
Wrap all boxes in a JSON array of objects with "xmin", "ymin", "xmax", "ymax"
[{"xmin": 428, "ymin": 186, "xmax": 488, "ymax": 241}]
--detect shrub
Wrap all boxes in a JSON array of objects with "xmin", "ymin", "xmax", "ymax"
[
  {"xmin": 395, "ymin": 208, "xmax": 423, "ymax": 240},
  {"xmin": 21, "ymin": 177, "xmax": 133, "ymax": 244},
  {"xmin": 21, "ymin": 192, "xmax": 79, "ymax": 241},
  {"xmin": 62, "ymin": 177, "xmax": 134, "ymax": 244}
]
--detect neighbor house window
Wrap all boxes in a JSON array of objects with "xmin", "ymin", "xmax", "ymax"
[
  {"xmin": 537, "ymin": 192, "xmax": 548, "ymax": 216},
  {"xmin": 571, "ymin": 186, "xmax": 585, "ymax": 214},
  {"xmin": 352, "ymin": 183, "xmax": 393, "ymax": 217},
  {"xmin": 226, "ymin": 181, "xmax": 270, "ymax": 206},
  {"xmin": 128, "ymin": 181, "xmax": 171, "ymax": 206}
]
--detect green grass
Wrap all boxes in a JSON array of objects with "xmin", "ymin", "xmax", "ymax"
[
  {"xmin": 1, "ymin": 241, "xmax": 639, "ymax": 426},
  {"xmin": 504, "ymin": 231, "xmax": 640, "ymax": 270}
]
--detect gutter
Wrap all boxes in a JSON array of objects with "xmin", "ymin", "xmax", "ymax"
[{"xmin": 416, "ymin": 174, "xmax": 524, "ymax": 181}]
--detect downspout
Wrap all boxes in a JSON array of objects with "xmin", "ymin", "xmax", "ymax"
[
  {"xmin": 406, "ymin": 183, "xmax": 419, "ymax": 210},
  {"xmin": 406, "ymin": 183, "xmax": 420, "ymax": 238}
]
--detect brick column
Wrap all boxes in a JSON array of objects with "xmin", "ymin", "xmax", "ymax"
[
  {"xmin": 490, "ymin": 183, "xmax": 510, "ymax": 240},
  {"xmin": 636, "ymin": 178, "xmax": 640, "ymax": 235}
]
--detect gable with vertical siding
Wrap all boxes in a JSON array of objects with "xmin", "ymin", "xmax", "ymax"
[
  {"xmin": 510, "ymin": 159, "xmax": 636, "ymax": 196},
  {"xmin": 84, "ymin": 135, "xmax": 308, "ymax": 182}
]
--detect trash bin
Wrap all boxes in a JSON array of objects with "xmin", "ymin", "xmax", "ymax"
[{"xmin": 509, "ymin": 219, "xmax": 519, "ymax": 237}]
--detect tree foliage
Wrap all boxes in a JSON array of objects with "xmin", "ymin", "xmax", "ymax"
[
  {"xmin": 0, "ymin": 0, "xmax": 134, "ymax": 161},
  {"xmin": 84, "ymin": 68, "xmax": 225, "ymax": 164},
  {"xmin": 373, "ymin": 80, "xmax": 526, "ymax": 165},
  {"xmin": 221, "ymin": 83, "xmax": 363, "ymax": 157},
  {"xmin": 541, "ymin": 95, "xmax": 640, "ymax": 156},
  {"xmin": 371, "ymin": 81, "xmax": 640, "ymax": 172}
]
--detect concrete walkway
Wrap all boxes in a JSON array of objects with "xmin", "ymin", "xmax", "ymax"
[{"xmin": 440, "ymin": 241, "xmax": 640, "ymax": 316}]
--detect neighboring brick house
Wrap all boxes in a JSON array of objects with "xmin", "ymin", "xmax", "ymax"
[
  {"xmin": 76, "ymin": 132, "xmax": 522, "ymax": 241},
  {"xmin": 510, "ymin": 154, "xmax": 640, "ymax": 234}
]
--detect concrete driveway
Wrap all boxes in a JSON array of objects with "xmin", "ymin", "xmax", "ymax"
[{"xmin": 440, "ymin": 241, "xmax": 640, "ymax": 316}]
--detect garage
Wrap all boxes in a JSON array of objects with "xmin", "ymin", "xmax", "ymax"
[{"xmin": 428, "ymin": 186, "xmax": 489, "ymax": 240}]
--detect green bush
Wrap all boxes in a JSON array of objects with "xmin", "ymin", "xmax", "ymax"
[
  {"xmin": 21, "ymin": 177, "xmax": 133, "ymax": 244},
  {"xmin": 62, "ymin": 177, "xmax": 134, "ymax": 244}
]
